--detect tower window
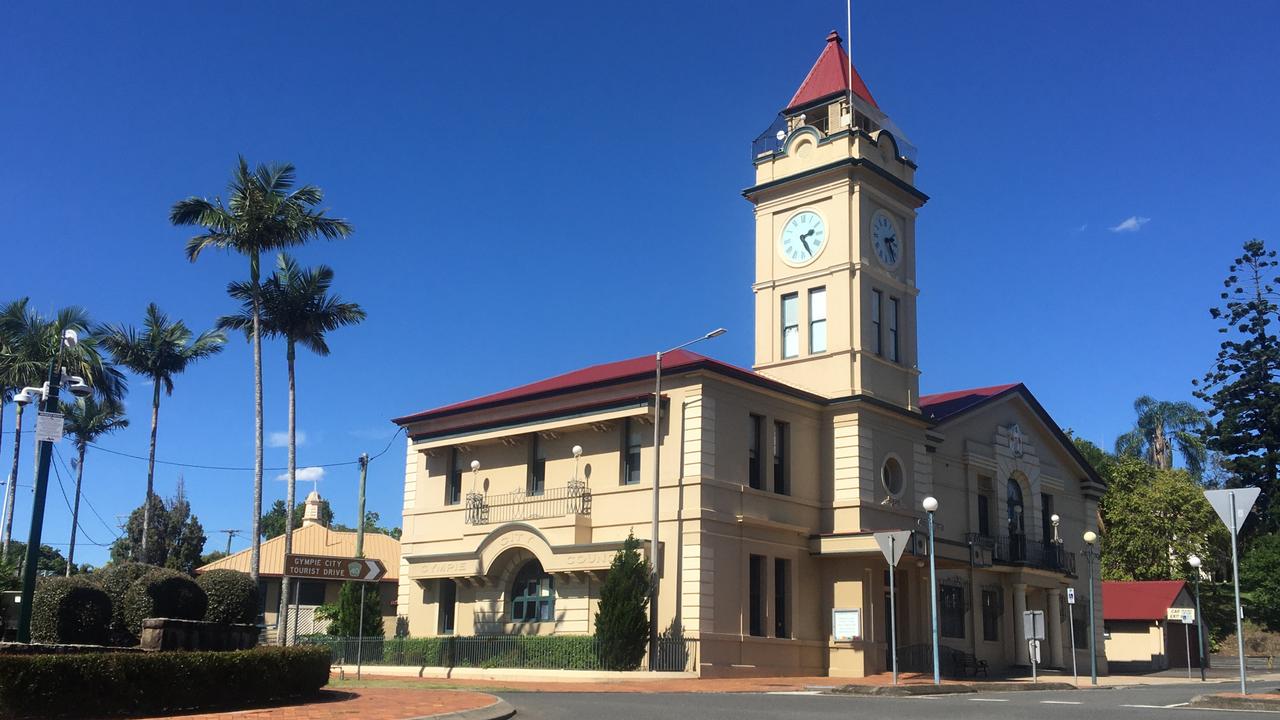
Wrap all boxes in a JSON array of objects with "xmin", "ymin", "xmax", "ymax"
[
  {"xmin": 527, "ymin": 434, "xmax": 546, "ymax": 496},
  {"xmin": 808, "ymin": 287, "xmax": 827, "ymax": 354},
  {"xmin": 446, "ymin": 447, "xmax": 462, "ymax": 506},
  {"xmin": 748, "ymin": 414, "xmax": 764, "ymax": 490},
  {"xmin": 888, "ymin": 297, "xmax": 900, "ymax": 362},
  {"xmin": 871, "ymin": 289, "xmax": 883, "ymax": 356},
  {"xmin": 622, "ymin": 418, "xmax": 642, "ymax": 485},
  {"xmin": 781, "ymin": 293, "xmax": 799, "ymax": 359}
]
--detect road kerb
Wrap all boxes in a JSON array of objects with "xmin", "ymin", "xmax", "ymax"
[{"xmin": 409, "ymin": 697, "xmax": 516, "ymax": 720}]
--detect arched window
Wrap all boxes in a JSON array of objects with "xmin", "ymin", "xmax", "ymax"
[
  {"xmin": 1006, "ymin": 478, "xmax": 1024, "ymax": 535},
  {"xmin": 510, "ymin": 560, "xmax": 554, "ymax": 623},
  {"xmin": 882, "ymin": 457, "xmax": 904, "ymax": 497}
]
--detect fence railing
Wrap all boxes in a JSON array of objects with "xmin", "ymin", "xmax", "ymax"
[
  {"xmin": 464, "ymin": 480, "xmax": 591, "ymax": 525},
  {"xmin": 991, "ymin": 535, "xmax": 1077, "ymax": 576},
  {"xmin": 300, "ymin": 634, "xmax": 697, "ymax": 672}
]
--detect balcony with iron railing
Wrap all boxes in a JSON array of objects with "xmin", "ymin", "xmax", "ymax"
[
  {"xmin": 967, "ymin": 533, "xmax": 1076, "ymax": 576},
  {"xmin": 464, "ymin": 479, "xmax": 591, "ymax": 526}
]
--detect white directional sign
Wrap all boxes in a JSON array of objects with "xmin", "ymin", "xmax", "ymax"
[
  {"xmin": 34, "ymin": 411, "xmax": 63, "ymax": 443},
  {"xmin": 1205, "ymin": 488, "xmax": 1261, "ymax": 535},
  {"xmin": 874, "ymin": 531, "xmax": 913, "ymax": 566},
  {"xmin": 1167, "ymin": 607, "xmax": 1196, "ymax": 624}
]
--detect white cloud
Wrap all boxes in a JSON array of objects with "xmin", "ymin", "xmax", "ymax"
[
  {"xmin": 276, "ymin": 466, "xmax": 325, "ymax": 483},
  {"xmin": 1109, "ymin": 216, "xmax": 1150, "ymax": 233},
  {"xmin": 268, "ymin": 431, "xmax": 306, "ymax": 448}
]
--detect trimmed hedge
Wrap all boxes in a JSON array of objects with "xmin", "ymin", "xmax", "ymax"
[
  {"xmin": 30, "ymin": 577, "xmax": 112, "ymax": 646},
  {"xmin": 197, "ymin": 569, "xmax": 258, "ymax": 625},
  {"xmin": 122, "ymin": 568, "xmax": 207, "ymax": 637},
  {"xmin": 0, "ymin": 645, "xmax": 330, "ymax": 717},
  {"xmin": 303, "ymin": 634, "xmax": 600, "ymax": 670},
  {"xmin": 93, "ymin": 562, "xmax": 161, "ymax": 645}
]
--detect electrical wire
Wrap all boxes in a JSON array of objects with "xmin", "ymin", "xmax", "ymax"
[
  {"xmin": 53, "ymin": 445, "xmax": 119, "ymax": 539},
  {"xmin": 85, "ymin": 426, "xmax": 405, "ymax": 472},
  {"xmin": 49, "ymin": 450, "xmax": 104, "ymax": 547}
]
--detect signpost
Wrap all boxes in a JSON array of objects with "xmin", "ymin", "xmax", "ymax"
[
  {"xmin": 1023, "ymin": 610, "xmax": 1046, "ymax": 683},
  {"xmin": 1168, "ymin": 608, "xmax": 1196, "ymax": 678},
  {"xmin": 1205, "ymin": 487, "xmax": 1260, "ymax": 695},
  {"xmin": 1066, "ymin": 587, "xmax": 1078, "ymax": 685},
  {"xmin": 874, "ymin": 531, "xmax": 912, "ymax": 685},
  {"xmin": 284, "ymin": 554, "xmax": 386, "ymax": 678}
]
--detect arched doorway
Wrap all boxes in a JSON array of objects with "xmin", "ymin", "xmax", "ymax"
[{"xmin": 1007, "ymin": 477, "xmax": 1026, "ymax": 561}]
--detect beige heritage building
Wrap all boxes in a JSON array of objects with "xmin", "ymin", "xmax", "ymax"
[{"xmin": 392, "ymin": 31, "xmax": 1107, "ymax": 678}]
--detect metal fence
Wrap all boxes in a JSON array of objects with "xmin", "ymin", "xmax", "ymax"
[
  {"xmin": 464, "ymin": 480, "xmax": 591, "ymax": 525},
  {"xmin": 301, "ymin": 634, "xmax": 698, "ymax": 672},
  {"xmin": 992, "ymin": 535, "xmax": 1077, "ymax": 576}
]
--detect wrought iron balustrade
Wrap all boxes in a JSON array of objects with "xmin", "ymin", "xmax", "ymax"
[
  {"xmin": 991, "ymin": 534, "xmax": 1077, "ymax": 576},
  {"xmin": 464, "ymin": 480, "xmax": 591, "ymax": 526}
]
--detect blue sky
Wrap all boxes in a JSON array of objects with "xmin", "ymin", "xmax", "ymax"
[{"xmin": 2, "ymin": 1, "xmax": 1276, "ymax": 566}]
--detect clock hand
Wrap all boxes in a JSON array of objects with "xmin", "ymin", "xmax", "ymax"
[{"xmin": 800, "ymin": 236, "xmax": 811, "ymax": 254}]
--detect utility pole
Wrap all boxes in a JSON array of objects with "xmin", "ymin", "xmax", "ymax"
[
  {"xmin": 355, "ymin": 453, "xmax": 368, "ymax": 558},
  {"xmin": 219, "ymin": 529, "xmax": 241, "ymax": 555},
  {"xmin": 16, "ymin": 360, "xmax": 61, "ymax": 642}
]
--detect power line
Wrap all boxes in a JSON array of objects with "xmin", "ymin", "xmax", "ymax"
[
  {"xmin": 52, "ymin": 446, "xmax": 119, "ymax": 540},
  {"xmin": 84, "ymin": 426, "xmax": 405, "ymax": 473},
  {"xmin": 48, "ymin": 451, "xmax": 104, "ymax": 547}
]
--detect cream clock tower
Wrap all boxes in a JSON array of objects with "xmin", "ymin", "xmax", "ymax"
[{"xmin": 745, "ymin": 31, "xmax": 928, "ymax": 410}]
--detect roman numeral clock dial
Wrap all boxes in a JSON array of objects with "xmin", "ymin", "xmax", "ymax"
[
  {"xmin": 872, "ymin": 209, "xmax": 901, "ymax": 268},
  {"xmin": 779, "ymin": 210, "xmax": 826, "ymax": 265}
]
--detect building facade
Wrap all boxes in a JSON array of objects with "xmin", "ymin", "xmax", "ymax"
[
  {"xmin": 1103, "ymin": 581, "xmax": 1202, "ymax": 673},
  {"xmin": 392, "ymin": 32, "xmax": 1106, "ymax": 677}
]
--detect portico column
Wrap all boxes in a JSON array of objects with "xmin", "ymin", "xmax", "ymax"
[
  {"xmin": 1047, "ymin": 589, "xmax": 1065, "ymax": 668},
  {"xmin": 1013, "ymin": 583, "xmax": 1029, "ymax": 665}
]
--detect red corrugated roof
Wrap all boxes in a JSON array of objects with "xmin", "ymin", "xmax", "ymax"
[
  {"xmin": 1103, "ymin": 581, "xmax": 1188, "ymax": 621},
  {"xmin": 785, "ymin": 30, "xmax": 878, "ymax": 113},
  {"xmin": 393, "ymin": 350, "xmax": 765, "ymax": 425},
  {"xmin": 919, "ymin": 383, "xmax": 1021, "ymax": 423}
]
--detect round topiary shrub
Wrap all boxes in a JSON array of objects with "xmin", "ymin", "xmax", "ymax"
[
  {"xmin": 197, "ymin": 569, "xmax": 258, "ymax": 625},
  {"xmin": 30, "ymin": 576, "xmax": 112, "ymax": 645},
  {"xmin": 93, "ymin": 562, "xmax": 162, "ymax": 645},
  {"xmin": 122, "ymin": 568, "xmax": 208, "ymax": 637}
]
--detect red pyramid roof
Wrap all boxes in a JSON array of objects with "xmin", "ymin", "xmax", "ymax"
[{"xmin": 785, "ymin": 30, "xmax": 878, "ymax": 113}]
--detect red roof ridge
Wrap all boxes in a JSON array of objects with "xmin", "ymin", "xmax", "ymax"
[{"xmin": 785, "ymin": 30, "xmax": 878, "ymax": 113}]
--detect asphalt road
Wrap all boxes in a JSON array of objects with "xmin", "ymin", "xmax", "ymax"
[{"xmin": 502, "ymin": 681, "xmax": 1280, "ymax": 720}]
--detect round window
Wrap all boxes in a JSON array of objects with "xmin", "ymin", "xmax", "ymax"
[{"xmin": 882, "ymin": 457, "xmax": 905, "ymax": 497}]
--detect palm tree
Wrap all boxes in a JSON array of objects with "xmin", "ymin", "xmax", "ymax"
[
  {"xmin": 171, "ymin": 157, "xmax": 351, "ymax": 588},
  {"xmin": 99, "ymin": 304, "xmax": 224, "ymax": 563},
  {"xmin": 61, "ymin": 397, "xmax": 128, "ymax": 574},
  {"xmin": 0, "ymin": 300, "xmax": 124, "ymax": 561},
  {"xmin": 220, "ymin": 253, "xmax": 365, "ymax": 634},
  {"xmin": 1115, "ymin": 395, "xmax": 1210, "ymax": 478}
]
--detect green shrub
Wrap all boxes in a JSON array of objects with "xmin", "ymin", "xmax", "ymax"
[
  {"xmin": 0, "ymin": 645, "xmax": 329, "ymax": 717},
  {"xmin": 197, "ymin": 569, "xmax": 258, "ymax": 625},
  {"xmin": 30, "ymin": 577, "xmax": 112, "ymax": 646},
  {"xmin": 93, "ymin": 562, "xmax": 161, "ymax": 645},
  {"xmin": 122, "ymin": 568, "xmax": 207, "ymax": 637},
  {"xmin": 595, "ymin": 532, "xmax": 651, "ymax": 670}
]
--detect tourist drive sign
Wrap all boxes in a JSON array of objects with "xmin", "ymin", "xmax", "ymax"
[{"xmin": 284, "ymin": 553, "xmax": 386, "ymax": 582}]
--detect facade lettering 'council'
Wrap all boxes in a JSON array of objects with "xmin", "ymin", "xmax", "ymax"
[{"xmin": 391, "ymin": 31, "xmax": 1106, "ymax": 678}]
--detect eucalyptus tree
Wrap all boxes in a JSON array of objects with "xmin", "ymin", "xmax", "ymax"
[
  {"xmin": 99, "ymin": 304, "xmax": 223, "ymax": 562},
  {"xmin": 0, "ymin": 299, "xmax": 124, "ymax": 561},
  {"xmin": 60, "ymin": 397, "xmax": 128, "ymax": 574},
  {"xmin": 171, "ymin": 157, "xmax": 351, "ymax": 587},
  {"xmin": 1114, "ymin": 395, "xmax": 1209, "ymax": 479},
  {"xmin": 220, "ymin": 253, "xmax": 365, "ymax": 633}
]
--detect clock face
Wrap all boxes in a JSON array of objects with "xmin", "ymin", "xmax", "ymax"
[
  {"xmin": 779, "ymin": 210, "xmax": 826, "ymax": 265},
  {"xmin": 871, "ymin": 210, "xmax": 900, "ymax": 268}
]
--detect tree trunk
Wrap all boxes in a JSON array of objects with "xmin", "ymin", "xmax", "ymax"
[
  {"xmin": 278, "ymin": 340, "xmax": 297, "ymax": 643},
  {"xmin": 249, "ymin": 253, "xmax": 264, "ymax": 596},
  {"xmin": 140, "ymin": 378, "xmax": 161, "ymax": 562},
  {"xmin": 2, "ymin": 403, "xmax": 25, "ymax": 562},
  {"xmin": 67, "ymin": 444, "xmax": 85, "ymax": 576}
]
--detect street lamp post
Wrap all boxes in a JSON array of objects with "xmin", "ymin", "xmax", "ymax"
[
  {"xmin": 649, "ymin": 328, "xmax": 725, "ymax": 669},
  {"xmin": 1083, "ymin": 530, "xmax": 1099, "ymax": 686},
  {"xmin": 923, "ymin": 496, "xmax": 940, "ymax": 685},
  {"xmin": 1189, "ymin": 554, "xmax": 1207, "ymax": 682},
  {"xmin": 15, "ymin": 329, "xmax": 92, "ymax": 643},
  {"xmin": 1052, "ymin": 513, "xmax": 1078, "ymax": 684}
]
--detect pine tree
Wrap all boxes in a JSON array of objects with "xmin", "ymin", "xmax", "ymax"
[
  {"xmin": 1194, "ymin": 239, "xmax": 1280, "ymax": 535},
  {"xmin": 594, "ymin": 532, "xmax": 651, "ymax": 670}
]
